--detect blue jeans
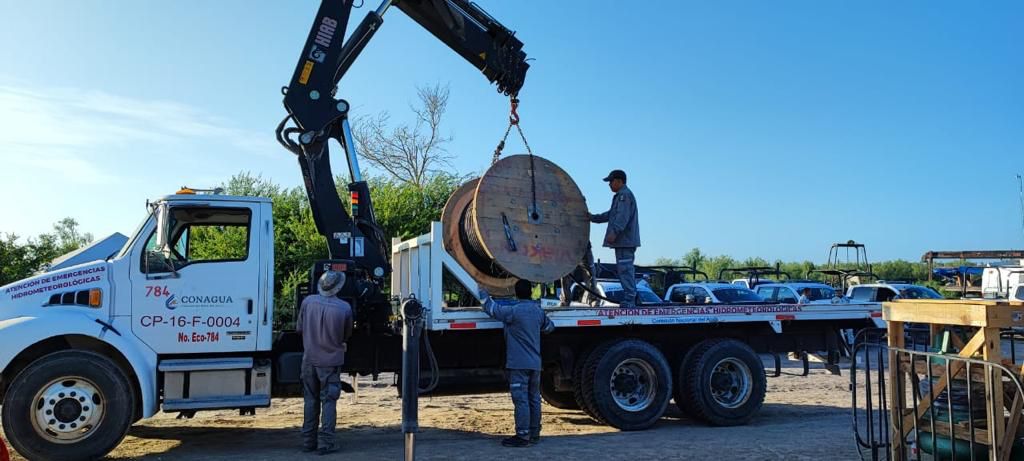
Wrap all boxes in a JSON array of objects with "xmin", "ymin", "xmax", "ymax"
[
  {"xmin": 301, "ymin": 362, "xmax": 342, "ymax": 450},
  {"xmin": 509, "ymin": 369, "xmax": 542, "ymax": 439},
  {"xmin": 615, "ymin": 247, "xmax": 637, "ymax": 308}
]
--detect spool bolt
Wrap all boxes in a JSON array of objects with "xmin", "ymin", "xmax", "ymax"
[
  {"xmin": 309, "ymin": 90, "xmax": 321, "ymax": 100},
  {"xmin": 300, "ymin": 132, "xmax": 315, "ymax": 144}
]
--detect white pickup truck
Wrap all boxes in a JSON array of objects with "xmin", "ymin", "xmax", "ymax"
[
  {"xmin": 980, "ymin": 262, "xmax": 1024, "ymax": 300},
  {"xmin": 0, "ymin": 192, "xmax": 886, "ymax": 460}
]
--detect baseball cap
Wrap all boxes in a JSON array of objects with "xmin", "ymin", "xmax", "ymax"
[{"xmin": 602, "ymin": 169, "xmax": 626, "ymax": 182}]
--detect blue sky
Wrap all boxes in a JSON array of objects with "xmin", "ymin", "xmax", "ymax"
[{"xmin": 0, "ymin": 1, "xmax": 1021, "ymax": 265}]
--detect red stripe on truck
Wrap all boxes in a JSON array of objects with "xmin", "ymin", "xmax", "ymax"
[
  {"xmin": 577, "ymin": 319, "xmax": 601, "ymax": 326},
  {"xmin": 450, "ymin": 322, "xmax": 476, "ymax": 329},
  {"xmin": 775, "ymin": 314, "xmax": 796, "ymax": 321},
  {"xmin": 870, "ymin": 312, "xmax": 883, "ymax": 318}
]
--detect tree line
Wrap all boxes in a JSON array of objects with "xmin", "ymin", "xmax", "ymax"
[{"xmin": 653, "ymin": 248, "xmax": 942, "ymax": 290}]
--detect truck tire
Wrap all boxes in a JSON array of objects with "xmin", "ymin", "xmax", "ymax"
[
  {"xmin": 574, "ymin": 343, "xmax": 611, "ymax": 423},
  {"xmin": 540, "ymin": 368, "xmax": 578, "ymax": 410},
  {"xmin": 683, "ymin": 338, "xmax": 766, "ymax": 426},
  {"xmin": 2, "ymin": 350, "xmax": 135, "ymax": 461},
  {"xmin": 673, "ymin": 344, "xmax": 702, "ymax": 416},
  {"xmin": 582, "ymin": 339, "xmax": 672, "ymax": 431}
]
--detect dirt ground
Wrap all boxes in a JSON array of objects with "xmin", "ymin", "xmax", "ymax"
[{"xmin": 2, "ymin": 359, "xmax": 868, "ymax": 461}]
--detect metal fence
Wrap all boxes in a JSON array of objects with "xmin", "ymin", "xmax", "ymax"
[{"xmin": 851, "ymin": 328, "xmax": 1024, "ymax": 461}]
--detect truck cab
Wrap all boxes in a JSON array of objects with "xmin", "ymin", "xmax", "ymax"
[{"xmin": 0, "ymin": 192, "xmax": 276, "ymax": 461}]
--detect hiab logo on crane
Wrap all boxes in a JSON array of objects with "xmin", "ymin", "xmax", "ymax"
[{"xmin": 307, "ymin": 16, "xmax": 338, "ymax": 64}]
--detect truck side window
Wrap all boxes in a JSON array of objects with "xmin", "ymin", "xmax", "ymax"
[
  {"xmin": 140, "ymin": 207, "xmax": 252, "ymax": 274},
  {"xmin": 777, "ymin": 288, "xmax": 798, "ymax": 304},
  {"xmin": 850, "ymin": 287, "xmax": 875, "ymax": 301},
  {"xmin": 669, "ymin": 287, "xmax": 689, "ymax": 303},
  {"xmin": 757, "ymin": 287, "xmax": 777, "ymax": 302},
  {"xmin": 691, "ymin": 287, "xmax": 709, "ymax": 303},
  {"xmin": 876, "ymin": 288, "xmax": 897, "ymax": 302}
]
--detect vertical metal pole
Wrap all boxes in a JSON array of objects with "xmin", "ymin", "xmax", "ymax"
[{"xmin": 401, "ymin": 297, "xmax": 423, "ymax": 461}]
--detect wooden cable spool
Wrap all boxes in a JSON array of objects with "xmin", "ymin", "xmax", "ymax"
[{"xmin": 441, "ymin": 154, "xmax": 590, "ymax": 295}]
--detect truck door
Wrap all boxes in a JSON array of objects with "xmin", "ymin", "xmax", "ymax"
[{"xmin": 131, "ymin": 204, "xmax": 263, "ymax": 353}]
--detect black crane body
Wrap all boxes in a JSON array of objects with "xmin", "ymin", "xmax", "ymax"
[{"xmin": 275, "ymin": 0, "xmax": 528, "ymax": 330}]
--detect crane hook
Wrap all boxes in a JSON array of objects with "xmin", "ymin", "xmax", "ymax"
[{"xmin": 509, "ymin": 97, "xmax": 520, "ymax": 125}]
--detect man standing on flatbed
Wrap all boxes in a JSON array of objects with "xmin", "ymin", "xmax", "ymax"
[
  {"xmin": 478, "ymin": 280, "xmax": 555, "ymax": 447},
  {"xmin": 590, "ymin": 169, "xmax": 642, "ymax": 308}
]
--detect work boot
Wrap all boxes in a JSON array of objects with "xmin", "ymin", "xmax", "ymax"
[
  {"xmin": 301, "ymin": 445, "xmax": 318, "ymax": 453},
  {"xmin": 501, "ymin": 436, "xmax": 530, "ymax": 447},
  {"xmin": 318, "ymin": 446, "xmax": 338, "ymax": 456},
  {"xmin": 529, "ymin": 434, "xmax": 540, "ymax": 445}
]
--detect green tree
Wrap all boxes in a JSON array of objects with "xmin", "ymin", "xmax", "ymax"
[
  {"xmin": 700, "ymin": 255, "xmax": 738, "ymax": 281},
  {"xmin": 683, "ymin": 248, "xmax": 706, "ymax": 269},
  {"xmin": 0, "ymin": 218, "xmax": 93, "ymax": 285}
]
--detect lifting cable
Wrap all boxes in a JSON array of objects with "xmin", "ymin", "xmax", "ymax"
[{"xmin": 492, "ymin": 97, "xmax": 539, "ymax": 221}]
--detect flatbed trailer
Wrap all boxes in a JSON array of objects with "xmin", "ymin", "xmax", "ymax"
[{"xmin": 384, "ymin": 222, "xmax": 885, "ymax": 429}]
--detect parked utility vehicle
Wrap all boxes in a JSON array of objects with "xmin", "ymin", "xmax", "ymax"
[
  {"xmin": 980, "ymin": 262, "xmax": 1024, "ymax": 300},
  {"xmin": 756, "ymin": 282, "xmax": 838, "ymax": 304},
  {"xmin": 846, "ymin": 282, "xmax": 943, "ymax": 302},
  {"xmin": 664, "ymin": 282, "xmax": 766, "ymax": 304}
]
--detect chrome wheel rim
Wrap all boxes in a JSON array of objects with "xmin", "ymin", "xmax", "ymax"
[
  {"xmin": 709, "ymin": 358, "xmax": 752, "ymax": 409},
  {"xmin": 609, "ymin": 358, "xmax": 657, "ymax": 412},
  {"xmin": 31, "ymin": 376, "xmax": 105, "ymax": 444}
]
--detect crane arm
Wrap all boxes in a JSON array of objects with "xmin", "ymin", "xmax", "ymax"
[{"xmin": 276, "ymin": 0, "xmax": 529, "ymax": 281}]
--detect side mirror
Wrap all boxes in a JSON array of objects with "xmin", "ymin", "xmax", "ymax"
[{"xmin": 154, "ymin": 203, "xmax": 171, "ymax": 254}]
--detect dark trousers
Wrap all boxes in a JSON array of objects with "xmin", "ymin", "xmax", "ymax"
[
  {"xmin": 615, "ymin": 247, "xmax": 637, "ymax": 308},
  {"xmin": 508, "ymin": 369, "xmax": 542, "ymax": 439},
  {"xmin": 301, "ymin": 362, "xmax": 342, "ymax": 450}
]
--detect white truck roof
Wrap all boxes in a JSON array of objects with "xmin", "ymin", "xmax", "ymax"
[{"xmin": 159, "ymin": 194, "xmax": 272, "ymax": 204}]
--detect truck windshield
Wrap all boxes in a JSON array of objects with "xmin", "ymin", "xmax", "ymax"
[
  {"xmin": 898, "ymin": 286, "xmax": 943, "ymax": 299},
  {"xmin": 712, "ymin": 288, "xmax": 763, "ymax": 303},
  {"xmin": 604, "ymin": 289, "xmax": 662, "ymax": 304},
  {"xmin": 116, "ymin": 212, "xmax": 154, "ymax": 259},
  {"xmin": 802, "ymin": 287, "xmax": 836, "ymax": 301}
]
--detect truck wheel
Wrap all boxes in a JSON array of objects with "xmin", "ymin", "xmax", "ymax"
[
  {"xmin": 683, "ymin": 339, "xmax": 766, "ymax": 426},
  {"xmin": 673, "ymin": 345, "xmax": 702, "ymax": 416},
  {"xmin": 2, "ymin": 350, "xmax": 135, "ymax": 461},
  {"xmin": 582, "ymin": 339, "xmax": 672, "ymax": 431},
  {"xmin": 574, "ymin": 343, "xmax": 611, "ymax": 423},
  {"xmin": 540, "ymin": 369, "xmax": 578, "ymax": 410}
]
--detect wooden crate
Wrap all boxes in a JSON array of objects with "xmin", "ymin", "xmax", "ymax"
[{"xmin": 884, "ymin": 299, "xmax": 1024, "ymax": 461}]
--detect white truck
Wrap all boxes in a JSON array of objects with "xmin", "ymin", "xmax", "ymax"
[
  {"xmin": 0, "ymin": 1, "xmax": 885, "ymax": 459},
  {"xmin": 979, "ymin": 262, "xmax": 1024, "ymax": 300},
  {"xmin": 0, "ymin": 193, "xmax": 885, "ymax": 460}
]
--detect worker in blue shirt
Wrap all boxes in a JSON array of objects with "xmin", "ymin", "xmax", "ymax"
[{"xmin": 478, "ymin": 279, "xmax": 555, "ymax": 447}]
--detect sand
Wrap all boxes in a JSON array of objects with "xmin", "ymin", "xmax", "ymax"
[{"xmin": 2, "ymin": 360, "xmax": 867, "ymax": 461}]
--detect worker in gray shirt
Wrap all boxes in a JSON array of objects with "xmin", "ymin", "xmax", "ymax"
[
  {"xmin": 296, "ymin": 271, "xmax": 353, "ymax": 455},
  {"xmin": 590, "ymin": 169, "xmax": 641, "ymax": 308},
  {"xmin": 478, "ymin": 280, "xmax": 555, "ymax": 447}
]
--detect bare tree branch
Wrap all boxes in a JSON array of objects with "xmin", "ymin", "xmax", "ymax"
[{"xmin": 353, "ymin": 83, "xmax": 453, "ymax": 188}]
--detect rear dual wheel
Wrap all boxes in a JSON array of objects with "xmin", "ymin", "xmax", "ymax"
[
  {"xmin": 576, "ymin": 340, "xmax": 672, "ymax": 430},
  {"xmin": 676, "ymin": 339, "xmax": 766, "ymax": 426}
]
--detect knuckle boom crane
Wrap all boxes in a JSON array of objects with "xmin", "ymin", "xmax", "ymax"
[{"xmin": 275, "ymin": 0, "xmax": 528, "ymax": 329}]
